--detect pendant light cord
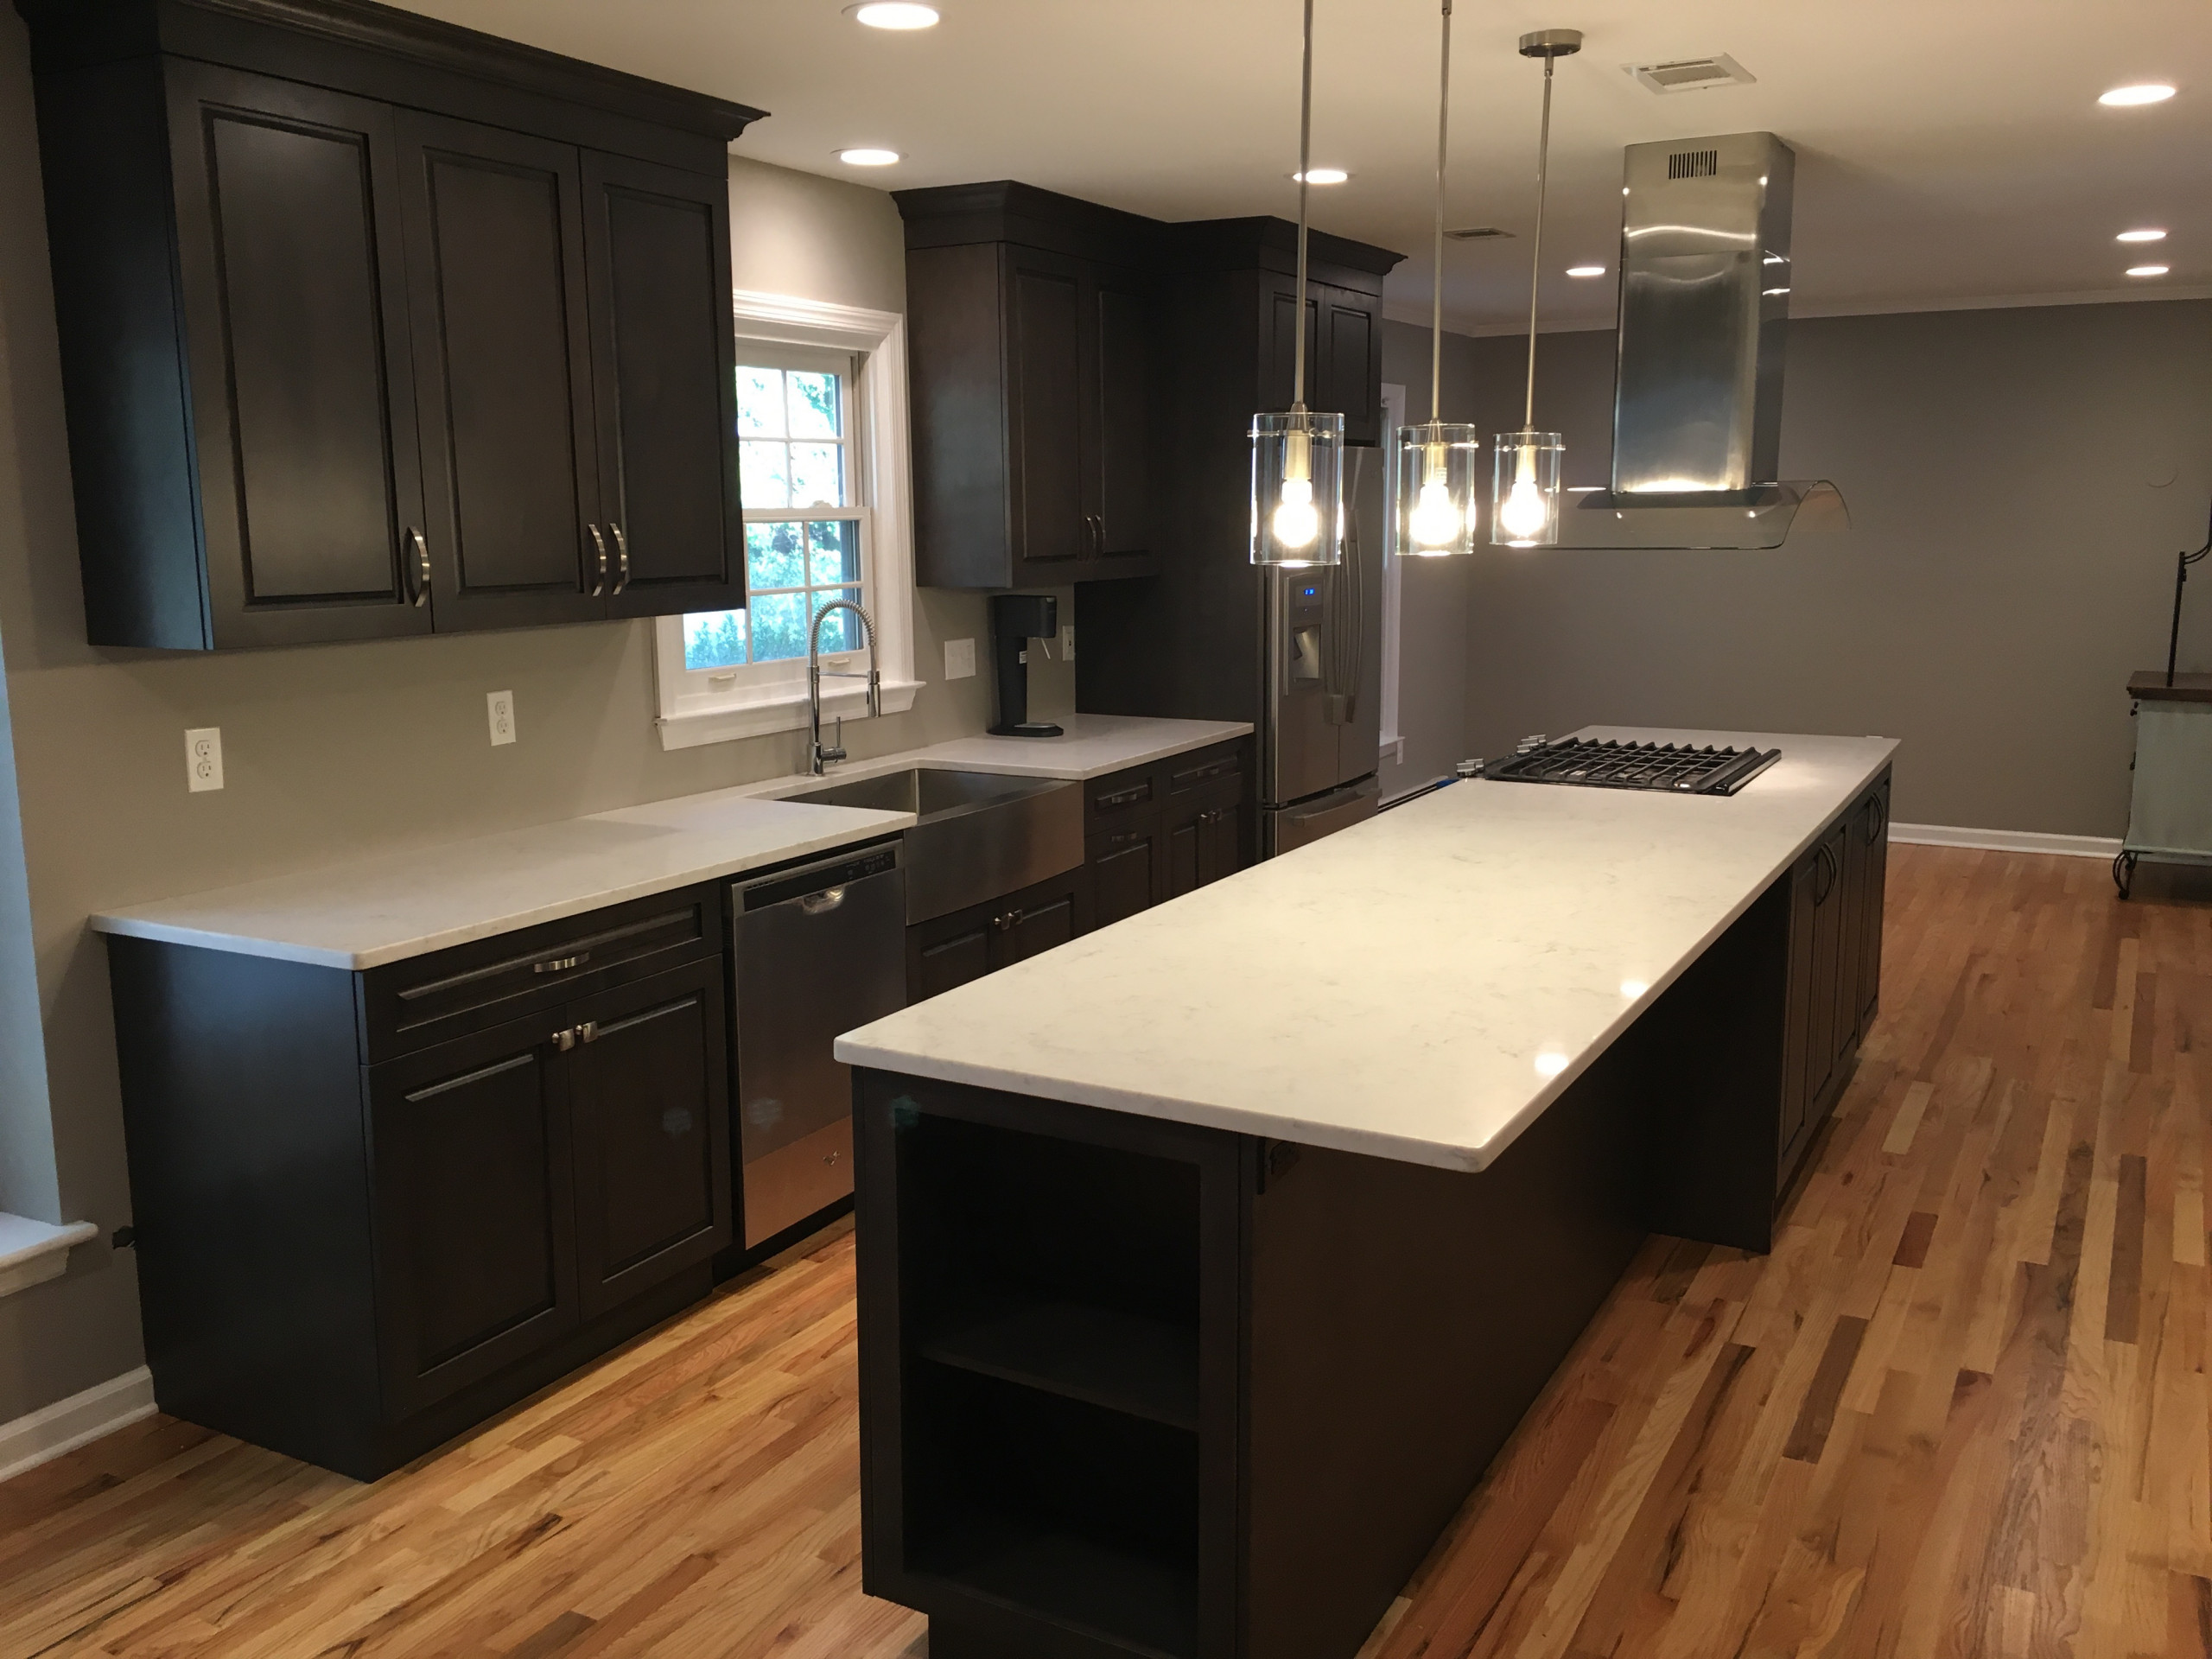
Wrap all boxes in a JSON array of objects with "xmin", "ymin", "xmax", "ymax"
[
  {"xmin": 1522, "ymin": 53, "xmax": 1556, "ymax": 430},
  {"xmin": 1292, "ymin": 0, "xmax": 1314, "ymax": 410},
  {"xmin": 1428, "ymin": 0, "xmax": 1451, "ymax": 426}
]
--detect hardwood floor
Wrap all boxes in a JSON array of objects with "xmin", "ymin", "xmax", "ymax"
[{"xmin": 3, "ymin": 843, "xmax": 2202, "ymax": 1658}]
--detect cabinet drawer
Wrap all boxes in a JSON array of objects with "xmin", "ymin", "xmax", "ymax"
[
  {"xmin": 360, "ymin": 883, "xmax": 719, "ymax": 1061},
  {"xmin": 1164, "ymin": 743, "xmax": 1243, "ymax": 798},
  {"xmin": 1087, "ymin": 766, "xmax": 1157, "ymax": 822}
]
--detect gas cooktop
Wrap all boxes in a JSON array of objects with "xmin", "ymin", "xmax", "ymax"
[{"xmin": 1481, "ymin": 737, "xmax": 1783, "ymax": 797}]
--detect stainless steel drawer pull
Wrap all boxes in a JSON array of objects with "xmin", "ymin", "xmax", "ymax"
[{"xmin": 533, "ymin": 952, "xmax": 590, "ymax": 975}]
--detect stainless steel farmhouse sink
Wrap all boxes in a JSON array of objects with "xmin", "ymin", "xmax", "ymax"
[{"xmin": 785, "ymin": 768, "xmax": 1082, "ymax": 924}]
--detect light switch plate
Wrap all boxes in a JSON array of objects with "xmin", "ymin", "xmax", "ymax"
[
  {"xmin": 185, "ymin": 728, "xmax": 223, "ymax": 792},
  {"xmin": 487, "ymin": 690, "xmax": 516, "ymax": 747},
  {"xmin": 944, "ymin": 639, "xmax": 976, "ymax": 680},
  {"xmin": 1059, "ymin": 624, "xmax": 1076, "ymax": 660}
]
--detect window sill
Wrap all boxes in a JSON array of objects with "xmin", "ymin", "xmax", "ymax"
[
  {"xmin": 0, "ymin": 1216, "xmax": 96, "ymax": 1299},
  {"xmin": 657, "ymin": 677, "xmax": 924, "ymax": 752}
]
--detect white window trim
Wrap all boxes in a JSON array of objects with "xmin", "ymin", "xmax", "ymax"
[
  {"xmin": 1377, "ymin": 382, "xmax": 1407, "ymax": 765},
  {"xmin": 654, "ymin": 289, "xmax": 921, "ymax": 752}
]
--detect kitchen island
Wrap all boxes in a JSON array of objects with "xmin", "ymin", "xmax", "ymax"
[{"xmin": 836, "ymin": 728, "xmax": 1896, "ymax": 1659}]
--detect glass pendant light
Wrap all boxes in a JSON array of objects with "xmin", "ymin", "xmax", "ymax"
[
  {"xmin": 1492, "ymin": 28, "xmax": 1580, "ymax": 548},
  {"xmin": 1251, "ymin": 0, "xmax": 1344, "ymax": 568},
  {"xmin": 1395, "ymin": 0, "xmax": 1479, "ymax": 557}
]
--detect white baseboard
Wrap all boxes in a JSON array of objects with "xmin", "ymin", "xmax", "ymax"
[
  {"xmin": 1889, "ymin": 822, "xmax": 2122, "ymax": 860},
  {"xmin": 0, "ymin": 1366, "xmax": 156, "ymax": 1486}
]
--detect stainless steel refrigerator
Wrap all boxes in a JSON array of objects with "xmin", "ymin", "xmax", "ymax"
[{"xmin": 1257, "ymin": 445, "xmax": 1384, "ymax": 856}]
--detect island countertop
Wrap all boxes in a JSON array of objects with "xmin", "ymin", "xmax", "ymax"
[{"xmin": 836, "ymin": 727, "xmax": 1898, "ymax": 1173}]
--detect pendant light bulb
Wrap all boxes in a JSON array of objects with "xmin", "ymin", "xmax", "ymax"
[
  {"xmin": 1408, "ymin": 445, "xmax": 1460, "ymax": 548},
  {"xmin": 1249, "ymin": 0, "xmax": 1344, "ymax": 568}
]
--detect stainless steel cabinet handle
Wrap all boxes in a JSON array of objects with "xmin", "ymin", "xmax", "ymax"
[
  {"xmin": 552, "ymin": 1027, "xmax": 577, "ymax": 1052},
  {"xmin": 407, "ymin": 528, "xmax": 430, "ymax": 607},
  {"xmin": 578, "ymin": 1020, "xmax": 600, "ymax": 1045},
  {"xmin": 610, "ymin": 524, "xmax": 631, "ymax": 595},
  {"xmin": 533, "ymin": 951, "xmax": 589, "ymax": 976},
  {"xmin": 588, "ymin": 524, "xmax": 609, "ymax": 597}
]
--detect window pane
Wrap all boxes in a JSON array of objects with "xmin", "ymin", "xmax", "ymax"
[
  {"xmin": 738, "ymin": 367, "xmax": 785, "ymax": 437},
  {"xmin": 683, "ymin": 610, "xmax": 748, "ymax": 671},
  {"xmin": 747, "ymin": 590, "xmax": 810, "ymax": 664},
  {"xmin": 811, "ymin": 589, "xmax": 865, "ymax": 654},
  {"xmin": 745, "ymin": 521, "xmax": 806, "ymax": 591},
  {"xmin": 790, "ymin": 442, "xmax": 843, "ymax": 508},
  {"xmin": 807, "ymin": 520, "xmax": 862, "ymax": 587},
  {"xmin": 787, "ymin": 370, "xmax": 841, "ymax": 439},
  {"xmin": 741, "ymin": 441, "xmax": 791, "ymax": 509}
]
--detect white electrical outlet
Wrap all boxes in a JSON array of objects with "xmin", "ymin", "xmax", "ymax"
[
  {"xmin": 944, "ymin": 638, "xmax": 976, "ymax": 681},
  {"xmin": 185, "ymin": 728, "xmax": 223, "ymax": 792},
  {"xmin": 486, "ymin": 690, "xmax": 516, "ymax": 747},
  {"xmin": 1059, "ymin": 624, "xmax": 1076, "ymax": 660}
]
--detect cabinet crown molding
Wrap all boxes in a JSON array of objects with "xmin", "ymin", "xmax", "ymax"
[{"xmin": 13, "ymin": 0, "xmax": 767, "ymax": 145}]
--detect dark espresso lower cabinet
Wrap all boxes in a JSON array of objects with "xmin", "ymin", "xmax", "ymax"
[
  {"xmin": 908, "ymin": 865, "xmax": 1096, "ymax": 1003},
  {"xmin": 108, "ymin": 887, "xmax": 731, "ymax": 1479},
  {"xmin": 1648, "ymin": 768, "xmax": 1892, "ymax": 1253}
]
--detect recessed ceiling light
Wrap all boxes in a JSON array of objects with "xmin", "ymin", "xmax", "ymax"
[
  {"xmin": 847, "ymin": 2, "xmax": 939, "ymax": 27},
  {"xmin": 2126, "ymin": 264, "xmax": 2171, "ymax": 277},
  {"xmin": 1292, "ymin": 168, "xmax": 1350, "ymax": 185},
  {"xmin": 836, "ymin": 147, "xmax": 902, "ymax": 166},
  {"xmin": 1565, "ymin": 264, "xmax": 1606, "ymax": 277},
  {"xmin": 2118, "ymin": 228, "xmax": 2168, "ymax": 242},
  {"xmin": 2100, "ymin": 83, "xmax": 2177, "ymax": 106}
]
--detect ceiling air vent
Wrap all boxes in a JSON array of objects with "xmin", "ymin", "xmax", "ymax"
[
  {"xmin": 1444, "ymin": 226, "xmax": 1513, "ymax": 240},
  {"xmin": 1667, "ymin": 149, "xmax": 1720, "ymax": 180},
  {"xmin": 1625, "ymin": 54, "xmax": 1755, "ymax": 95}
]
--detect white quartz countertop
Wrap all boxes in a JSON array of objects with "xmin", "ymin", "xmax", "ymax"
[
  {"xmin": 90, "ymin": 794, "xmax": 916, "ymax": 971},
  {"xmin": 836, "ymin": 728, "xmax": 1899, "ymax": 1173},
  {"xmin": 734, "ymin": 714, "xmax": 1251, "ymax": 798},
  {"xmin": 87, "ymin": 715, "xmax": 1246, "ymax": 972}
]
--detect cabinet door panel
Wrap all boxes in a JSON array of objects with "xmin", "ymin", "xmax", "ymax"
[
  {"xmin": 1779, "ymin": 853, "xmax": 1818, "ymax": 1171},
  {"xmin": 1009, "ymin": 252, "xmax": 1085, "ymax": 567},
  {"xmin": 1095, "ymin": 281, "xmax": 1151, "ymax": 556},
  {"xmin": 1202, "ymin": 801, "xmax": 1245, "ymax": 886},
  {"xmin": 368, "ymin": 1015, "xmax": 579, "ymax": 1417},
  {"xmin": 568, "ymin": 958, "xmax": 730, "ymax": 1319},
  {"xmin": 581, "ymin": 151, "xmax": 745, "ymax": 617},
  {"xmin": 995, "ymin": 894, "xmax": 1074, "ymax": 968},
  {"xmin": 1262, "ymin": 282, "xmax": 1319, "ymax": 413},
  {"xmin": 913, "ymin": 922, "xmax": 991, "ymax": 1002},
  {"xmin": 1164, "ymin": 816, "xmax": 1203, "ymax": 901},
  {"xmin": 397, "ymin": 112, "xmax": 602, "ymax": 630},
  {"xmin": 1091, "ymin": 833, "xmax": 1156, "ymax": 927},
  {"xmin": 1859, "ymin": 781, "xmax": 1890, "ymax": 1035},
  {"xmin": 164, "ymin": 63, "xmax": 429, "ymax": 645},
  {"xmin": 1323, "ymin": 289, "xmax": 1379, "ymax": 446}
]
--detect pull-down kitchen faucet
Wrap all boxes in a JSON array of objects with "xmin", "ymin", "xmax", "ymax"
[{"xmin": 809, "ymin": 600, "xmax": 881, "ymax": 774}]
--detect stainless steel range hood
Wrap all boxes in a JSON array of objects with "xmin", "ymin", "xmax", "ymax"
[{"xmin": 1555, "ymin": 131, "xmax": 1847, "ymax": 550}]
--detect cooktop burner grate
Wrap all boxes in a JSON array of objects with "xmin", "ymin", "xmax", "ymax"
[{"xmin": 1481, "ymin": 737, "xmax": 1783, "ymax": 796}]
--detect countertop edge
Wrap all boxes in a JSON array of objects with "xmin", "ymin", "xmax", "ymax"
[
  {"xmin": 89, "ymin": 812, "xmax": 918, "ymax": 971},
  {"xmin": 734, "ymin": 719, "xmax": 1255, "ymax": 798},
  {"xmin": 834, "ymin": 1043, "xmax": 1492, "ymax": 1173}
]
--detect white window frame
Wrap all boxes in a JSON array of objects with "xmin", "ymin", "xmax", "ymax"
[
  {"xmin": 1377, "ymin": 381, "xmax": 1407, "ymax": 766},
  {"xmin": 653, "ymin": 290, "xmax": 920, "ymax": 751}
]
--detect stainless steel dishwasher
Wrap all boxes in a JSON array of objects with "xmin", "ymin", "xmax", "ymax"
[{"xmin": 730, "ymin": 840, "xmax": 906, "ymax": 1247}]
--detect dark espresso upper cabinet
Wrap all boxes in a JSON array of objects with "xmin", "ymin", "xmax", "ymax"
[
  {"xmin": 17, "ymin": 0, "xmax": 760, "ymax": 649},
  {"xmin": 582, "ymin": 153, "xmax": 746, "ymax": 620},
  {"xmin": 898, "ymin": 183, "xmax": 1160, "ymax": 589}
]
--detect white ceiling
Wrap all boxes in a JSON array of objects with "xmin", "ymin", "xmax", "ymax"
[{"xmin": 397, "ymin": 0, "xmax": 2212, "ymax": 332}]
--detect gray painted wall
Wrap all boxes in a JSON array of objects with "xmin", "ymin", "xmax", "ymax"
[
  {"xmin": 1394, "ymin": 302, "xmax": 2212, "ymax": 836},
  {"xmin": 0, "ymin": 10, "xmax": 1013, "ymax": 1423}
]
